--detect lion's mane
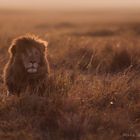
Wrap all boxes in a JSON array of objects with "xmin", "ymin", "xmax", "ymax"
[{"xmin": 3, "ymin": 34, "xmax": 50, "ymax": 95}]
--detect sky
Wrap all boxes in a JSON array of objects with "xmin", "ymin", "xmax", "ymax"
[{"xmin": 0, "ymin": 0, "xmax": 140, "ymax": 11}]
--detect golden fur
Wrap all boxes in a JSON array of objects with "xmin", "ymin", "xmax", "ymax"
[{"xmin": 3, "ymin": 34, "xmax": 50, "ymax": 96}]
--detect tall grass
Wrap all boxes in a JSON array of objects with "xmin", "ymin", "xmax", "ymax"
[{"xmin": 0, "ymin": 17, "xmax": 140, "ymax": 140}]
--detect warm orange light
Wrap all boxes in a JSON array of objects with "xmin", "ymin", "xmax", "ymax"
[{"xmin": 0, "ymin": 0, "xmax": 140, "ymax": 10}]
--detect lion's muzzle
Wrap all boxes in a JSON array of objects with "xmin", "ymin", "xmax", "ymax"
[{"xmin": 26, "ymin": 62, "xmax": 39, "ymax": 73}]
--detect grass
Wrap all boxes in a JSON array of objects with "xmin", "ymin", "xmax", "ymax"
[{"xmin": 0, "ymin": 11, "xmax": 140, "ymax": 140}]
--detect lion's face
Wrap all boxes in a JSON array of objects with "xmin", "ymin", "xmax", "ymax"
[
  {"xmin": 21, "ymin": 47, "xmax": 41, "ymax": 74},
  {"xmin": 9, "ymin": 35, "xmax": 48, "ymax": 75}
]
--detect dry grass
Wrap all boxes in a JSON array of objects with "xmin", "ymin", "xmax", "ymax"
[{"xmin": 0, "ymin": 11, "xmax": 140, "ymax": 140}]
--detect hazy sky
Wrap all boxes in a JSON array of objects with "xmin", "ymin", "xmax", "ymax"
[{"xmin": 0, "ymin": 0, "xmax": 140, "ymax": 10}]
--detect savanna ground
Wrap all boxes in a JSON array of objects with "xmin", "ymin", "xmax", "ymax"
[{"xmin": 0, "ymin": 10, "xmax": 140, "ymax": 140}]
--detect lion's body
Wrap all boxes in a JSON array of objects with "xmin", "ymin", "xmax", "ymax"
[{"xmin": 3, "ymin": 35, "xmax": 50, "ymax": 95}]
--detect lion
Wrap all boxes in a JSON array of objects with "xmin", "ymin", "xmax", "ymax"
[{"xmin": 3, "ymin": 34, "xmax": 50, "ymax": 96}]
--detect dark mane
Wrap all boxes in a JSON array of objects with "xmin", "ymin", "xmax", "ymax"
[{"xmin": 3, "ymin": 34, "xmax": 50, "ymax": 95}]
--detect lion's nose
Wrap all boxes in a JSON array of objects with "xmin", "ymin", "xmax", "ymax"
[{"xmin": 30, "ymin": 60, "xmax": 36, "ymax": 63}]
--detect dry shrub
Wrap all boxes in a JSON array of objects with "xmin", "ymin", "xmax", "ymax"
[
  {"xmin": 110, "ymin": 48, "xmax": 131, "ymax": 72},
  {"xmin": 58, "ymin": 39, "xmax": 140, "ymax": 74}
]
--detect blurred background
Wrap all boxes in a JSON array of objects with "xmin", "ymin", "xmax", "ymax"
[
  {"xmin": 0, "ymin": 0, "xmax": 140, "ymax": 40},
  {"xmin": 1, "ymin": 0, "xmax": 140, "ymax": 11},
  {"xmin": 0, "ymin": 0, "xmax": 140, "ymax": 22}
]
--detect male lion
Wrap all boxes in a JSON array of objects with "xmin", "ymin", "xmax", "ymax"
[{"xmin": 3, "ymin": 34, "xmax": 50, "ymax": 96}]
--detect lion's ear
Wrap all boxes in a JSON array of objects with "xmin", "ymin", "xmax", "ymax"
[{"xmin": 8, "ymin": 44, "xmax": 17, "ymax": 55}]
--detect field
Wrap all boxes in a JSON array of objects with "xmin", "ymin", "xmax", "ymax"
[{"xmin": 0, "ymin": 10, "xmax": 140, "ymax": 140}]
